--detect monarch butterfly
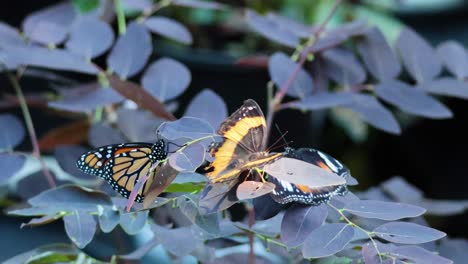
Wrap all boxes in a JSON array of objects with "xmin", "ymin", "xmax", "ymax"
[{"xmin": 76, "ymin": 140, "xmax": 167, "ymax": 202}]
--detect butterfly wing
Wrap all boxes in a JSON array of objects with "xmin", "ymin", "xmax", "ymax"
[
  {"xmin": 77, "ymin": 141, "xmax": 167, "ymax": 202},
  {"xmin": 267, "ymin": 148, "xmax": 349, "ymax": 205},
  {"xmin": 206, "ymin": 99, "xmax": 269, "ymax": 182}
]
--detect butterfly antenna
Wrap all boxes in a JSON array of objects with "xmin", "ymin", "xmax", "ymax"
[{"xmin": 266, "ymin": 124, "xmax": 289, "ymax": 152}]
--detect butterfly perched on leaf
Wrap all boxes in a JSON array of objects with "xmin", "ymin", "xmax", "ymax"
[
  {"xmin": 265, "ymin": 148, "xmax": 350, "ymax": 205},
  {"xmin": 205, "ymin": 99, "xmax": 283, "ymax": 183},
  {"xmin": 76, "ymin": 140, "xmax": 168, "ymax": 202}
]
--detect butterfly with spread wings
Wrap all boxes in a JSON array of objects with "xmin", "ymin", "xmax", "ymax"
[
  {"xmin": 205, "ymin": 99, "xmax": 283, "ymax": 183},
  {"xmin": 76, "ymin": 140, "xmax": 167, "ymax": 202}
]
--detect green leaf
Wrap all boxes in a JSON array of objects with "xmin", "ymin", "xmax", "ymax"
[
  {"xmin": 164, "ymin": 182, "xmax": 204, "ymax": 193},
  {"xmin": 72, "ymin": 0, "xmax": 99, "ymax": 13}
]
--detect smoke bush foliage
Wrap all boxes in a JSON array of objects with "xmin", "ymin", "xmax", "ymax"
[{"xmin": 1, "ymin": 0, "xmax": 467, "ymax": 263}]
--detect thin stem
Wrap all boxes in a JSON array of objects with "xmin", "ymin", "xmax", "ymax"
[
  {"xmin": 265, "ymin": 0, "xmax": 343, "ymax": 139},
  {"xmin": 328, "ymin": 203, "xmax": 382, "ymax": 263},
  {"xmin": 7, "ymin": 72, "xmax": 56, "ymax": 188},
  {"xmin": 114, "ymin": 0, "xmax": 126, "ymax": 35}
]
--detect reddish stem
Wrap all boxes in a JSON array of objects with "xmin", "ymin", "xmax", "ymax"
[{"xmin": 247, "ymin": 206, "xmax": 256, "ymax": 264}]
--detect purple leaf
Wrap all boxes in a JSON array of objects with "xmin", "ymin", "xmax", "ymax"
[
  {"xmin": 120, "ymin": 211, "xmax": 149, "ymax": 235},
  {"xmin": 322, "ymin": 48, "xmax": 366, "ymax": 85},
  {"xmin": 269, "ymin": 52, "xmax": 314, "ymax": 98},
  {"xmin": 98, "ymin": 207, "xmax": 119, "ymax": 233},
  {"xmin": 419, "ymin": 77, "xmax": 468, "ymax": 100},
  {"xmin": 21, "ymin": 214, "xmax": 62, "ymax": 227},
  {"xmin": 0, "ymin": 153, "xmax": 25, "ymax": 184},
  {"xmin": 374, "ymin": 222, "xmax": 446, "ymax": 244},
  {"xmin": 415, "ymin": 199, "xmax": 468, "ymax": 216},
  {"xmin": 54, "ymin": 145, "xmax": 95, "ymax": 180},
  {"xmin": 381, "ymin": 176, "xmax": 423, "ymax": 202},
  {"xmin": 198, "ymin": 180, "xmax": 239, "ymax": 215},
  {"xmin": 121, "ymin": 0, "xmax": 152, "ymax": 10},
  {"xmin": 22, "ymin": 2, "xmax": 75, "ymax": 45},
  {"xmin": 116, "ymin": 108, "xmax": 164, "ymax": 142},
  {"xmin": 252, "ymin": 213, "xmax": 283, "ymax": 237},
  {"xmin": 266, "ymin": 13, "xmax": 312, "ymax": 38},
  {"xmin": 145, "ymin": 16, "xmax": 192, "ymax": 44},
  {"xmin": 63, "ymin": 210, "xmax": 96, "ymax": 248},
  {"xmin": 0, "ymin": 114, "xmax": 25, "ymax": 149},
  {"xmin": 178, "ymin": 195, "xmax": 220, "ymax": 235},
  {"xmin": 361, "ymin": 242, "xmax": 380, "ymax": 264},
  {"xmin": 376, "ymin": 80, "xmax": 452, "ymax": 119},
  {"xmin": 356, "ymin": 27, "xmax": 401, "ymax": 81},
  {"xmin": 89, "ymin": 123, "xmax": 126, "ymax": 148},
  {"xmin": 107, "ymin": 22, "xmax": 151, "ymax": 79},
  {"xmin": 343, "ymin": 200, "xmax": 425, "ymax": 220},
  {"xmin": 439, "ymin": 238, "xmax": 468, "ymax": 264},
  {"xmin": 396, "ymin": 28, "xmax": 442, "ymax": 83},
  {"xmin": 302, "ymin": 223, "xmax": 354, "ymax": 258},
  {"xmin": 29, "ymin": 185, "xmax": 113, "ymax": 212},
  {"xmin": 17, "ymin": 172, "xmax": 60, "ymax": 200},
  {"xmin": 6, "ymin": 46, "xmax": 98, "ymax": 74},
  {"xmin": 307, "ymin": 20, "xmax": 368, "ymax": 53},
  {"xmin": 8, "ymin": 206, "xmax": 60, "ymax": 217},
  {"xmin": 169, "ymin": 143, "xmax": 205, "ymax": 172},
  {"xmin": 151, "ymin": 224, "xmax": 198, "ymax": 256},
  {"xmin": 344, "ymin": 94, "xmax": 401, "ymax": 134},
  {"xmin": 281, "ymin": 204, "xmax": 328, "ymax": 247},
  {"xmin": 437, "ymin": 40, "xmax": 468, "ymax": 79},
  {"xmin": 49, "ymin": 87, "xmax": 123, "ymax": 113},
  {"xmin": 172, "ymin": 0, "xmax": 226, "ymax": 10},
  {"xmin": 159, "ymin": 117, "xmax": 215, "ymax": 140},
  {"xmin": 0, "ymin": 22, "xmax": 24, "ymax": 47},
  {"xmin": 172, "ymin": 172, "xmax": 207, "ymax": 184},
  {"xmin": 141, "ymin": 57, "xmax": 191, "ymax": 102},
  {"xmin": 66, "ymin": 17, "xmax": 115, "ymax": 59},
  {"xmin": 289, "ymin": 92, "xmax": 354, "ymax": 110},
  {"xmin": 236, "ymin": 181, "xmax": 275, "ymax": 200},
  {"xmin": 184, "ymin": 89, "xmax": 227, "ymax": 129},
  {"xmin": 390, "ymin": 246, "xmax": 453, "ymax": 264},
  {"xmin": 245, "ymin": 10, "xmax": 299, "ymax": 48}
]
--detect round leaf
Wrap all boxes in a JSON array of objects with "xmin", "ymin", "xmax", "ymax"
[
  {"xmin": 141, "ymin": 57, "xmax": 191, "ymax": 102},
  {"xmin": 66, "ymin": 17, "xmax": 114, "ymax": 59},
  {"xmin": 145, "ymin": 16, "xmax": 192, "ymax": 44},
  {"xmin": 0, "ymin": 153, "xmax": 25, "ymax": 184},
  {"xmin": 236, "ymin": 181, "xmax": 275, "ymax": 200},
  {"xmin": 302, "ymin": 223, "xmax": 354, "ymax": 258},
  {"xmin": 0, "ymin": 114, "xmax": 25, "ymax": 149},
  {"xmin": 63, "ymin": 210, "xmax": 97, "ymax": 249},
  {"xmin": 184, "ymin": 89, "xmax": 227, "ymax": 129}
]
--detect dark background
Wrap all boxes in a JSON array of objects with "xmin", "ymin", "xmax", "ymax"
[{"xmin": 1, "ymin": 0, "xmax": 468, "ymax": 260}]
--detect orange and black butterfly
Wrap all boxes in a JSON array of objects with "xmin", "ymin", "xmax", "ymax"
[
  {"xmin": 76, "ymin": 140, "xmax": 167, "ymax": 202},
  {"xmin": 205, "ymin": 99, "xmax": 283, "ymax": 183}
]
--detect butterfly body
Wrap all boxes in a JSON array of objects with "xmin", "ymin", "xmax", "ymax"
[
  {"xmin": 268, "ymin": 148, "xmax": 348, "ymax": 205},
  {"xmin": 77, "ymin": 140, "xmax": 167, "ymax": 202},
  {"xmin": 206, "ymin": 99, "xmax": 282, "ymax": 183}
]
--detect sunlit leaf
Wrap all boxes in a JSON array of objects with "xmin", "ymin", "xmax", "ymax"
[
  {"xmin": 396, "ymin": 27, "xmax": 441, "ymax": 83},
  {"xmin": 141, "ymin": 57, "xmax": 191, "ymax": 102},
  {"xmin": 63, "ymin": 210, "xmax": 97, "ymax": 248},
  {"xmin": 6, "ymin": 46, "xmax": 98, "ymax": 74},
  {"xmin": 376, "ymin": 80, "xmax": 452, "ymax": 119},
  {"xmin": 169, "ymin": 143, "xmax": 205, "ymax": 172},
  {"xmin": 281, "ymin": 204, "xmax": 328, "ymax": 247},
  {"xmin": 374, "ymin": 222, "xmax": 446, "ymax": 244},
  {"xmin": 0, "ymin": 114, "xmax": 25, "ymax": 149},
  {"xmin": 120, "ymin": 210, "xmax": 149, "ymax": 235},
  {"xmin": 184, "ymin": 89, "xmax": 228, "ymax": 129},
  {"xmin": 107, "ymin": 22, "xmax": 151, "ymax": 79},
  {"xmin": 48, "ymin": 87, "xmax": 123, "ymax": 112},
  {"xmin": 269, "ymin": 52, "xmax": 314, "ymax": 98},
  {"xmin": 343, "ymin": 200, "xmax": 425, "ymax": 220},
  {"xmin": 145, "ymin": 16, "xmax": 192, "ymax": 44},
  {"xmin": 159, "ymin": 117, "xmax": 215, "ymax": 141},
  {"xmin": 0, "ymin": 22, "xmax": 24, "ymax": 48},
  {"xmin": 236, "ymin": 181, "xmax": 275, "ymax": 200},
  {"xmin": 22, "ymin": 2, "xmax": 75, "ymax": 44},
  {"xmin": 66, "ymin": 17, "xmax": 114, "ymax": 59},
  {"xmin": 98, "ymin": 206, "xmax": 119, "ymax": 233},
  {"xmin": 302, "ymin": 223, "xmax": 354, "ymax": 258}
]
